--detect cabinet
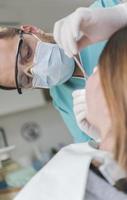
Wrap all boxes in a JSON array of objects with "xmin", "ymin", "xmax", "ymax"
[
  {"xmin": 0, "ymin": 188, "xmax": 21, "ymax": 200},
  {"xmin": 0, "ymin": 89, "xmax": 46, "ymax": 116}
]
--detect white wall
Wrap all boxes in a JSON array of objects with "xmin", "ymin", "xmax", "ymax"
[
  {"xmin": 0, "ymin": 0, "xmax": 95, "ymax": 31},
  {"xmin": 0, "ymin": 103, "xmax": 72, "ymax": 165}
]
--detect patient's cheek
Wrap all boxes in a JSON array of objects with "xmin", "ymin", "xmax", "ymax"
[
  {"xmin": 85, "ymin": 74, "xmax": 101, "ymax": 125},
  {"xmin": 86, "ymin": 71, "xmax": 110, "ymax": 127},
  {"xmin": 100, "ymin": 134, "xmax": 114, "ymax": 152}
]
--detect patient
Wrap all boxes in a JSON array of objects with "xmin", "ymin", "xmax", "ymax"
[
  {"xmin": 15, "ymin": 26, "xmax": 127, "ymax": 200},
  {"xmin": 86, "ymin": 24, "xmax": 127, "ymax": 171},
  {"xmin": 74, "ymin": 25, "xmax": 127, "ymax": 198}
]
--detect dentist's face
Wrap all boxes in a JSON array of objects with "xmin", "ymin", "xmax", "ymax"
[
  {"xmin": 0, "ymin": 33, "xmax": 38, "ymax": 89},
  {"xmin": 86, "ymin": 69, "xmax": 111, "ymax": 140}
]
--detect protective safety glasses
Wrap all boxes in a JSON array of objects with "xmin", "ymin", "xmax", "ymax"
[
  {"xmin": 15, "ymin": 32, "xmax": 40, "ymax": 95},
  {"xmin": 15, "ymin": 30, "xmax": 24, "ymax": 94}
]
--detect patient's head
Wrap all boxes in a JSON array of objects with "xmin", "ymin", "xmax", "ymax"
[
  {"xmin": 86, "ymin": 26, "xmax": 127, "ymax": 171},
  {"xmin": 0, "ymin": 26, "xmax": 54, "ymax": 93}
]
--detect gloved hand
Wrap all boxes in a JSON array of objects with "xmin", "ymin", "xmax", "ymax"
[
  {"xmin": 72, "ymin": 89, "xmax": 101, "ymax": 142},
  {"xmin": 54, "ymin": 4, "xmax": 127, "ymax": 57}
]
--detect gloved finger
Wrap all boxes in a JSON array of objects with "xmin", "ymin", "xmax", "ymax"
[
  {"xmin": 71, "ymin": 11, "xmax": 81, "ymax": 40},
  {"xmin": 64, "ymin": 21, "xmax": 78, "ymax": 56},
  {"xmin": 60, "ymin": 24, "xmax": 73, "ymax": 57},
  {"xmin": 77, "ymin": 35, "xmax": 92, "ymax": 50},
  {"xmin": 53, "ymin": 19, "xmax": 64, "ymax": 48}
]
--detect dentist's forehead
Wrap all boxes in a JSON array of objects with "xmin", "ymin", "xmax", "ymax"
[{"xmin": 0, "ymin": 36, "xmax": 19, "ymax": 87}]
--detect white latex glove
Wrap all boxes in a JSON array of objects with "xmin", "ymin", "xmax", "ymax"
[
  {"xmin": 72, "ymin": 89, "xmax": 101, "ymax": 142},
  {"xmin": 54, "ymin": 4, "xmax": 127, "ymax": 57}
]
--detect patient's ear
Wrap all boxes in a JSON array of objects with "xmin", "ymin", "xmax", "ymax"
[{"xmin": 20, "ymin": 25, "xmax": 43, "ymax": 34}]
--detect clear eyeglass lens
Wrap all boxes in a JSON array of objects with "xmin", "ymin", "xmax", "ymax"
[{"xmin": 17, "ymin": 61, "xmax": 33, "ymax": 89}]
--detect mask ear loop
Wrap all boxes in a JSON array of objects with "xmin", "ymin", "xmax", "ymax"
[
  {"xmin": 73, "ymin": 55, "xmax": 88, "ymax": 82},
  {"xmin": 31, "ymin": 33, "xmax": 42, "ymax": 42}
]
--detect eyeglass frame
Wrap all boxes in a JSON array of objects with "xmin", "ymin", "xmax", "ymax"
[
  {"xmin": 15, "ymin": 31, "xmax": 42, "ymax": 95},
  {"xmin": 15, "ymin": 30, "xmax": 24, "ymax": 94}
]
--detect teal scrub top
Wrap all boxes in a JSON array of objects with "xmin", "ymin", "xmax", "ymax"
[{"xmin": 50, "ymin": 0, "xmax": 120, "ymax": 143}]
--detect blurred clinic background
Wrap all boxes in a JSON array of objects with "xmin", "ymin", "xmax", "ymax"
[{"xmin": 0, "ymin": 0, "xmax": 94, "ymax": 199}]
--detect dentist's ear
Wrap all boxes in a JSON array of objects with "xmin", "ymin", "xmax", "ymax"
[
  {"xmin": 20, "ymin": 25, "xmax": 55, "ymax": 43},
  {"xmin": 20, "ymin": 25, "xmax": 44, "ymax": 34}
]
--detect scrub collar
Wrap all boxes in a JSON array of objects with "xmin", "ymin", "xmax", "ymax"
[{"xmin": 101, "ymin": 0, "xmax": 121, "ymax": 7}]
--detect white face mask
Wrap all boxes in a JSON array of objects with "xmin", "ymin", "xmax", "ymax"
[
  {"xmin": 31, "ymin": 41, "xmax": 75, "ymax": 88},
  {"xmin": 73, "ymin": 87, "xmax": 101, "ymax": 144}
]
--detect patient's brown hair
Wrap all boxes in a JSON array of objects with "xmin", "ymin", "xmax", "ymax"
[{"xmin": 99, "ymin": 26, "xmax": 127, "ymax": 171}]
